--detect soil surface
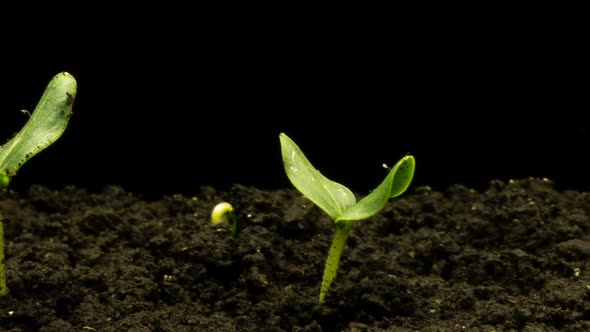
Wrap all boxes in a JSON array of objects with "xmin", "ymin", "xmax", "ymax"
[{"xmin": 1, "ymin": 178, "xmax": 590, "ymax": 331}]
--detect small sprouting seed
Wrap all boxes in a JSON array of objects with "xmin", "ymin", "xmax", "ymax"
[
  {"xmin": 211, "ymin": 202, "xmax": 244, "ymax": 237},
  {"xmin": 0, "ymin": 172, "xmax": 9, "ymax": 190},
  {"xmin": 211, "ymin": 202, "xmax": 234, "ymax": 225}
]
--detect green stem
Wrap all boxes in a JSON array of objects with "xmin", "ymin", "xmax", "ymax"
[
  {"xmin": 319, "ymin": 220, "xmax": 352, "ymax": 304},
  {"xmin": 229, "ymin": 213, "xmax": 243, "ymax": 237},
  {"xmin": 0, "ymin": 213, "xmax": 6, "ymax": 296}
]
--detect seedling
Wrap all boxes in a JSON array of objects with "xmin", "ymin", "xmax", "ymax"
[
  {"xmin": 211, "ymin": 202, "xmax": 242, "ymax": 236},
  {"xmin": 0, "ymin": 72, "xmax": 77, "ymax": 296},
  {"xmin": 279, "ymin": 133, "xmax": 415, "ymax": 304}
]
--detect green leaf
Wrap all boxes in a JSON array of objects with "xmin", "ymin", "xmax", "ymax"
[
  {"xmin": 389, "ymin": 154, "xmax": 415, "ymax": 198},
  {"xmin": 0, "ymin": 72, "xmax": 77, "ymax": 188},
  {"xmin": 337, "ymin": 155, "xmax": 415, "ymax": 222},
  {"xmin": 280, "ymin": 133, "xmax": 356, "ymax": 220}
]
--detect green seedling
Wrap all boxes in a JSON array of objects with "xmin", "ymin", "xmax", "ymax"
[
  {"xmin": 279, "ymin": 132, "xmax": 415, "ymax": 304},
  {"xmin": 0, "ymin": 72, "xmax": 77, "ymax": 296},
  {"xmin": 211, "ymin": 202, "xmax": 246, "ymax": 237}
]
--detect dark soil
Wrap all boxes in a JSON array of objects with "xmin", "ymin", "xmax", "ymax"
[{"xmin": 1, "ymin": 178, "xmax": 590, "ymax": 331}]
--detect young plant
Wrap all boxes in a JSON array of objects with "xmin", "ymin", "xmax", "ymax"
[
  {"xmin": 0, "ymin": 72, "xmax": 77, "ymax": 296},
  {"xmin": 279, "ymin": 132, "xmax": 415, "ymax": 304},
  {"xmin": 211, "ymin": 202, "xmax": 242, "ymax": 237}
]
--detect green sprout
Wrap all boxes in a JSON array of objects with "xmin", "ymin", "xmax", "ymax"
[
  {"xmin": 211, "ymin": 202, "xmax": 244, "ymax": 237},
  {"xmin": 0, "ymin": 72, "xmax": 77, "ymax": 296},
  {"xmin": 279, "ymin": 132, "xmax": 415, "ymax": 304}
]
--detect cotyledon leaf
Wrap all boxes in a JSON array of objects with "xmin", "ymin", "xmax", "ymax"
[
  {"xmin": 0, "ymin": 72, "xmax": 77, "ymax": 188},
  {"xmin": 336, "ymin": 155, "xmax": 415, "ymax": 222},
  {"xmin": 280, "ymin": 133, "xmax": 356, "ymax": 221}
]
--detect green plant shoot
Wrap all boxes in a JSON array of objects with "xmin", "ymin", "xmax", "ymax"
[
  {"xmin": 0, "ymin": 72, "xmax": 77, "ymax": 296},
  {"xmin": 279, "ymin": 132, "xmax": 415, "ymax": 304},
  {"xmin": 211, "ymin": 202, "xmax": 244, "ymax": 237}
]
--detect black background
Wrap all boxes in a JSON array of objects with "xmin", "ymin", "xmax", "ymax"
[{"xmin": 1, "ymin": 12, "xmax": 588, "ymax": 198}]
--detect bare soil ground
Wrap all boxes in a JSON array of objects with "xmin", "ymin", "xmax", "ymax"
[{"xmin": 1, "ymin": 178, "xmax": 590, "ymax": 331}]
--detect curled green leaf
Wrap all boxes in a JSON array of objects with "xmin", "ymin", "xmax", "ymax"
[
  {"xmin": 337, "ymin": 155, "xmax": 415, "ymax": 222},
  {"xmin": 280, "ymin": 133, "xmax": 356, "ymax": 220},
  {"xmin": 0, "ymin": 72, "xmax": 77, "ymax": 185}
]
